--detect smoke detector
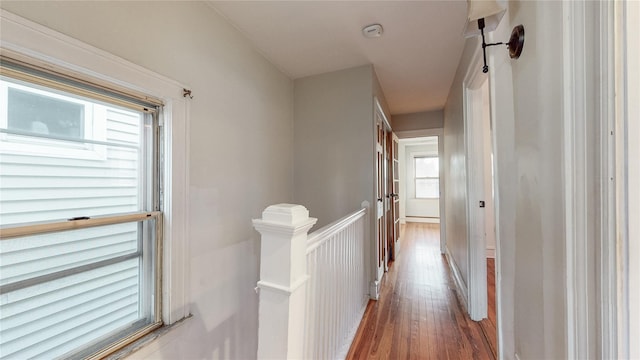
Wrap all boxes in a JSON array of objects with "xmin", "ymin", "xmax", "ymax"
[{"xmin": 362, "ymin": 24, "xmax": 383, "ymax": 38}]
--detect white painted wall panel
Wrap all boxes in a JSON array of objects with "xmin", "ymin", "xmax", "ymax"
[
  {"xmin": 444, "ymin": 1, "xmax": 568, "ymax": 357},
  {"xmin": 509, "ymin": 2, "xmax": 566, "ymax": 358},
  {"xmin": 294, "ymin": 65, "xmax": 391, "ymax": 287},
  {"xmin": 626, "ymin": 1, "xmax": 639, "ymax": 356},
  {"xmin": 443, "ymin": 36, "xmax": 478, "ymax": 289}
]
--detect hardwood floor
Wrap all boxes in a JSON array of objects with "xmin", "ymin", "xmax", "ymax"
[
  {"xmin": 346, "ymin": 223, "xmax": 495, "ymax": 360},
  {"xmin": 479, "ymin": 258, "xmax": 497, "ymax": 358}
]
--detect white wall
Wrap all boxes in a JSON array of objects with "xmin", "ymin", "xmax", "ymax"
[
  {"xmin": 293, "ymin": 64, "xmax": 391, "ymax": 292},
  {"xmin": 509, "ymin": 2, "xmax": 566, "ymax": 358},
  {"xmin": 443, "ymin": 36, "xmax": 478, "ymax": 291},
  {"xmin": 486, "ymin": 6, "xmax": 517, "ymax": 358},
  {"xmin": 391, "ymin": 110, "xmax": 443, "ymax": 133},
  {"xmin": 0, "ymin": 2, "xmax": 294, "ymax": 359},
  {"xmin": 626, "ymin": 1, "xmax": 639, "ymax": 356},
  {"xmin": 293, "ymin": 65, "xmax": 374, "ymax": 228},
  {"xmin": 444, "ymin": 1, "xmax": 572, "ymax": 358}
]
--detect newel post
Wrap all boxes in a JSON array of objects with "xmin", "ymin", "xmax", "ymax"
[{"xmin": 252, "ymin": 204, "xmax": 317, "ymax": 359}]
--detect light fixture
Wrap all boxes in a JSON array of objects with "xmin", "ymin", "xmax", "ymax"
[
  {"xmin": 362, "ymin": 24, "xmax": 383, "ymax": 38},
  {"xmin": 463, "ymin": 0, "xmax": 525, "ymax": 73}
]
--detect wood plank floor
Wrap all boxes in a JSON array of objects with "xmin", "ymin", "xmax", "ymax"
[
  {"xmin": 479, "ymin": 258, "xmax": 497, "ymax": 358},
  {"xmin": 346, "ymin": 223, "xmax": 495, "ymax": 360}
]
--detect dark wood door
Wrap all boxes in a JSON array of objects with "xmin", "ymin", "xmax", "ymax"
[{"xmin": 376, "ymin": 119, "xmax": 386, "ymax": 276}]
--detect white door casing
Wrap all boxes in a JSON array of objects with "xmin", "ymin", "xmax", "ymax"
[{"xmin": 463, "ymin": 45, "xmax": 490, "ymax": 321}]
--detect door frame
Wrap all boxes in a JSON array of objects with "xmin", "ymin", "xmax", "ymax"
[
  {"xmin": 371, "ymin": 97, "xmax": 392, "ymax": 299},
  {"xmin": 463, "ymin": 45, "xmax": 492, "ymax": 321},
  {"xmin": 608, "ymin": 0, "xmax": 639, "ymax": 358},
  {"xmin": 395, "ymin": 129, "xmax": 446, "ymax": 254},
  {"xmin": 390, "ymin": 132, "xmax": 400, "ymax": 258}
]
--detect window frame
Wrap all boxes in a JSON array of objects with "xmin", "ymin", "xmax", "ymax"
[
  {"xmin": 0, "ymin": 8, "xmax": 190, "ymax": 359},
  {"xmin": 414, "ymin": 155, "xmax": 440, "ymax": 199},
  {"xmin": 0, "ymin": 59, "xmax": 164, "ymax": 359}
]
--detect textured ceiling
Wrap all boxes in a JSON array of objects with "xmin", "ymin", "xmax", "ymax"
[{"xmin": 209, "ymin": 1, "xmax": 468, "ymax": 114}]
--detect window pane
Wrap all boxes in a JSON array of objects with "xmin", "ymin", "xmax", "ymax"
[
  {"xmin": 1, "ymin": 259, "xmax": 144, "ymax": 359},
  {"xmin": 415, "ymin": 157, "xmax": 439, "ymax": 178},
  {"xmin": 0, "ymin": 223, "xmax": 138, "ymax": 286},
  {"xmin": 0, "ymin": 221, "xmax": 156, "ymax": 359},
  {"xmin": 0, "ymin": 62, "xmax": 160, "ymax": 359},
  {"xmin": 416, "ymin": 178, "xmax": 439, "ymax": 198},
  {"xmin": 8, "ymin": 87, "xmax": 84, "ymax": 139},
  {"xmin": 1, "ymin": 79, "xmax": 153, "ymax": 226}
]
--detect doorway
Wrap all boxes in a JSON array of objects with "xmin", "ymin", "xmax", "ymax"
[
  {"xmin": 463, "ymin": 46, "xmax": 498, "ymax": 351},
  {"xmin": 374, "ymin": 98, "xmax": 398, "ymax": 297},
  {"xmin": 474, "ymin": 78, "xmax": 497, "ymax": 357},
  {"xmin": 397, "ymin": 132, "xmax": 446, "ymax": 254}
]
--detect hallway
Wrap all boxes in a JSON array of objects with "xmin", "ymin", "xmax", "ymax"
[{"xmin": 346, "ymin": 223, "xmax": 494, "ymax": 359}]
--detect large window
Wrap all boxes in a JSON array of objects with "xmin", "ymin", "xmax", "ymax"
[
  {"xmin": 414, "ymin": 156, "xmax": 439, "ymax": 199},
  {"xmin": 0, "ymin": 58, "xmax": 163, "ymax": 359}
]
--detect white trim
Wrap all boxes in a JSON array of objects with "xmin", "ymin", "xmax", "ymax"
[
  {"xmin": 256, "ymin": 275, "xmax": 310, "ymax": 296},
  {"xmin": 336, "ymin": 300, "xmax": 368, "ymax": 360},
  {"xmin": 394, "ymin": 128, "xmax": 442, "ymax": 139},
  {"xmin": 369, "ymin": 280, "xmax": 380, "ymax": 300},
  {"xmin": 562, "ymin": 2, "xmax": 591, "ymax": 358},
  {"xmin": 598, "ymin": 1, "xmax": 618, "ymax": 358},
  {"xmin": 613, "ymin": 4, "xmax": 628, "ymax": 357},
  {"xmin": 615, "ymin": 1, "xmax": 640, "ymax": 357},
  {"xmin": 485, "ymin": 248, "xmax": 495, "ymax": 259},
  {"xmin": 405, "ymin": 217, "xmax": 439, "ymax": 224},
  {"xmin": 375, "ymin": 96, "xmax": 392, "ymax": 131},
  {"xmin": 373, "ymin": 97, "xmax": 388, "ymax": 282},
  {"xmin": 445, "ymin": 247, "xmax": 468, "ymax": 311},
  {"xmin": 0, "ymin": 9, "xmax": 190, "ymax": 325},
  {"xmin": 624, "ymin": 1, "xmax": 640, "ymax": 355},
  {"xmin": 462, "ymin": 44, "xmax": 488, "ymax": 321},
  {"xmin": 397, "ymin": 130, "xmax": 446, "ymax": 254}
]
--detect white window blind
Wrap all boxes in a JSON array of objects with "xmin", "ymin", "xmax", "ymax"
[{"xmin": 0, "ymin": 57, "xmax": 163, "ymax": 359}]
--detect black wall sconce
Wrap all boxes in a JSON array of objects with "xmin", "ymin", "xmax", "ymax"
[{"xmin": 463, "ymin": 0, "xmax": 525, "ymax": 73}]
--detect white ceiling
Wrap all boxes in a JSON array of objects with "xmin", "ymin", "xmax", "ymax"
[{"xmin": 208, "ymin": 1, "xmax": 468, "ymax": 115}]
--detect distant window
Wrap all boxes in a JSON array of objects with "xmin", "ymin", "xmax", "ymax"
[
  {"xmin": 415, "ymin": 156, "xmax": 439, "ymax": 198},
  {"xmin": 0, "ymin": 58, "xmax": 163, "ymax": 359}
]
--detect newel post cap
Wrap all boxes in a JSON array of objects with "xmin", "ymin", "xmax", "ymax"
[{"xmin": 262, "ymin": 203, "xmax": 310, "ymax": 224}]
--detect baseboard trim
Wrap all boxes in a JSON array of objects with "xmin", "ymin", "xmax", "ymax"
[
  {"xmin": 486, "ymin": 248, "xmax": 496, "ymax": 258},
  {"xmin": 406, "ymin": 217, "xmax": 440, "ymax": 224},
  {"xmin": 337, "ymin": 297, "xmax": 368, "ymax": 359},
  {"xmin": 369, "ymin": 280, "xmax": 380, "ymax": 300},
  {"xmin": 445, "ymin": 247, "xmax": 468, "ymax": 311}
]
